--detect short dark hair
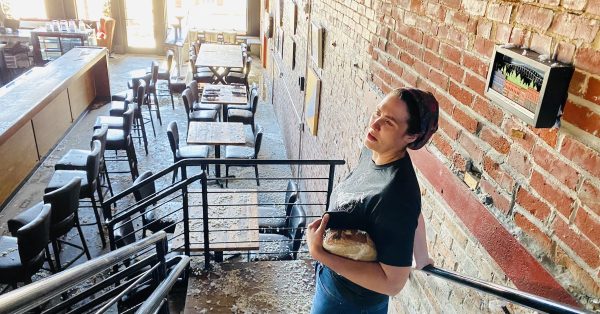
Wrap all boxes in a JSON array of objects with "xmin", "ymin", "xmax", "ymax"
[{"xmin": 389, "ymin": 88, "xmax": 421, "ymax": 135}]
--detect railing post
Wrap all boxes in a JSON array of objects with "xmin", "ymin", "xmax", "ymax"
[
  {"xmin": 182, "ymin": 177, "xmax": 191, "ymax": 257},
  {"xmin": 201, "ymin": 171, "xmax": 211, "ymax": 269},
  {"xmin": 107, "ymin": 220, "xmax": 117, "ymax": 251},
  {"xmin": 155, "ymin": 237, "xmax": 168, "ymax": 280},
  {"xmin": 326, "ymin": 164, "xmax": 336, "ymax": 210}
]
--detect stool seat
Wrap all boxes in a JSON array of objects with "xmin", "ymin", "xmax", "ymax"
[
  {"xmin": 0, "ymin": 236, "xmax": 24, "ymax": 279},
  {"xmin": 225, "ymin": 146, "xmax": 254, "ymax": 159},
  {"xmin": 108, "ymin": 100, "xmax": 131, "ymax": 116},
  {"xmin": 94, "ymin": 116, "xmax": 126, "ymax": 130},
  {"xmin": 54, "ymin": 149, "xmax": 89, "ymax": 170},
  {"xmin": 177, "ymin": 145, "xmax": 209, "ymax": 159},
  {"xmin": 190, "ymin": 109, "xmax": 217, "ymax": 122},
  {"xmin": 228, "ymin": 109, "xmax": 252, "ymax": 120},
  {"xmin": 106, "ymin": 129, "xmax": 128, "ymax": 148},
  {"xmin": 45, "ymin": 171, "xmax": 89, "ymax": 195},
  {"xmin": 193, "ymin": 102, "xmax": 220, "ymax": 111},
  {"xmin": 111, "ymin": 90, "xmax": 133, "ymax": 103},
  {"xmin": 258, "ymin": 206, "xmax": 286, "ymax": 231}
]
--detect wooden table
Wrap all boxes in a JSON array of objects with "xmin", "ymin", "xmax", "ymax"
[
  {"xmin": 172, "ymin": 189, "xmax": 259, "ymax": 261},
  {"xmin": 184, "ymin": 260, "xmax": 315, "ymax": 313},
  {"xmin": 195, "ymin": 43, "xmax": 243, "ymax": 84},
  {"xmin": 187, "ymin": 121, "xmax": 246, "ymax": 178},
  {"xmin": 201, "ymin": 84, "xmax": 247, "ymax": 120}
]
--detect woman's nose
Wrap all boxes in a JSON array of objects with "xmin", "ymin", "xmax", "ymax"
[{"xmin": 370, "ymin": 117, "xmax": 381, "ymax": 130}]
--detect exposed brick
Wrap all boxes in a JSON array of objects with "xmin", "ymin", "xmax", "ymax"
[
  {"xmin": 464, "ymin": 72, "xmax": 486, "ymax": 96},
  {"xmin": 579, "ymin": 179, "xmax": 600, "ymax": 216},
  {"xmin": 452, "ymin": 152, "xmax": 469, "ymax": 172},
  {"xmin": 462, "ymin": 53, "xmax": 489, "ymax": 78},
  {"xmin": 480, "ymin": 127, "xmax": 510, "ymax": 154},
  {"xmin": 574, "ymin": 207, "xmax": 600, "ymax": 247},
  {"xmin": 458, "ymin": 133, "xmax": 484, "ymax": 164},
  {"xmin": 433, "ymin": 90, "xmax": 454, "ymax": 115},
  {"xmin": 562, "ymin": 101, "xmax": 600, "ymax": 138},
  {"xmin": 587, "ymin": 0, "xmax": 600, "ymax": 16},
  {"xmin": 439, "ymin": 43, "xmax": 462, "ymax": 64},
  {"xmin": 550, "ymin": 13, "xmax": 600, "ymax": 43},
  {"xmin": 446, "ymin": 10, "xmax": 470, "ymax": 31},
  {"xmin": 423, "ymin": 34, "xmax": 440, "ymax": 52},
  {"xmin": 583, "ymin": 76, "xmax": 600, "ymax": 106},
  {"xmin": 432, "ymin": 133, "xmax": 453, "ymax": 157},
  {"xmin": 482, "ymin": 155, "xmax": 514, "ymax": 192},
  {"xmin": 402, "ymin": 68, "xmax": 419, "ymax": 87},
  {"xmin": 539, "ymin": 0, "xmax": 560, "ymax": 6},
  {"xmin": 507, "ymin": 146, "xmax": 532, "ymax": 178},
  {"xmin": 442, "ymin": 61, "xmax": 465, "ymax": 82},
  {"xmin": 562, "ymin": 0, "xmax": 587, "ymax": 11},
  {"xmin": 509, "ymin": 27, "xmax": 526, "ymax": 46},
  {"xmin": 530, "ymin": 33, "xmax": 552, "ymax": 56},
  {"xmin": 504, "ymin": 118, "xmax": 534, "ymax": 152},
  {"xmin": 516, "ymin": 4, "xmax": 554, "ymax": 31},
  {"xmin": 472, "ymin": 97, "xmax": 503, "ymax": 127},
  {"xmin": 486, "ymin": 3, "xmax": 513, "ymax": 23},
  {"xmin": 553, "ymin": 246, "xmax": 600, "ymax": 300},
  {"xmin": 560, "ymin": 136, "xmax": 600, "ymax": 177},
  {"xmin": 449, "ymin": 82, "xmax": 475, "ymax": 107},
  {"xmin": 462, "ymin": 0, "xmax": 487, "ymax": 16},
  {"xmin": 400, "ymin": 52, "xmax": 416, "ymax": 67},
  {"xmin": 480, "ymin": 177, "xmax": 512, "ymax": 213},
  {"xmin": 388, "ymin": 60, "xmax": 404, "ymax": 78},
  {"xmin": 428, "ymin": 69, "xmax": 449, "ymax": 90},
  {"xmin": 555, "ymin": 42, "xmax": 576, "ymax": 64},
  {"xmin": 495, "ymin": 23, "xmax": 512, "ymax": 43},
  {"xmin": 574, "ymin": 48, "xmax": 600, "ymax": 76},
  {"xmin": 568, "ymin": 71, "xmax": 587, "ymax": 97},
  {"xmin": 426, "ymin": 3, "xmax": 446, "ymax": 22},
  {"xmin": 396, "ymin": 23, "xmax": 424, "ymax": 44},
  {"xmin": 441, "ymin": 0, "xmax": 461, "ymax": 10},
  {"xmin": 532, "ymin": 128, "xmax": 559, "ymax": 148},
  {"xmin": 553, "ymin": 216, "xmax": 600, "ymax": 268},
  {"xmin": 473, "ymin": 36, "xmax": 495, "ymax": 58},
  {"xmin": 476, "ymin": 19, "xmax": 493, "ymax": 39},
  {"xmin": 514, "ymin": 212, "xmax": 553, "ymax": 254},
  {"xmin": 452, "ymin": 106, "xmax": 479, "ymax": 133},
  {"xmin": 413, "ymin": 59, "xmax": 430, "ymax": 78},
  {"xmin": 516, "ymin": 188, "xmax": 552, "ymax": 221},
  {"xmin": 531, "ymin": 170, "xmax": 575, "ymax": 219},
  {"xmin": 423, "ymin": 50, "xmax": 443, "ymax": 70},
  {"xmin": 532, "ymin": 144, "xmax": 580, "ymax": 190}
]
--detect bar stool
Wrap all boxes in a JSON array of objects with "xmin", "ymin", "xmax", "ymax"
[
  {"xmin": 157, "ymin": 50, "xmax": 175, "ymax": 109},
  {"xmin": 103, "ymin": 104, "xmax": 140, "ymax": 181},
  {"xmin": 97, "ymin": 80, "xmax": 150, "ymax": 154},
  {"xmin": 55, "ymin": 124, "xmax": 113, "ymax": 197},
  {"xmin": 45, "ymin": 140, "xmax": 106, "ymax": 247},
  {"xmin": 145, "ymin": 61, "xmax": 162, "ymax": 126},
  {"xmin": 181, "ymin": 88, "xmax": 218, "ymax": 125},
  {"xmin": 8, "ymin": 178, "xmax": 91, "ymax": 272}
]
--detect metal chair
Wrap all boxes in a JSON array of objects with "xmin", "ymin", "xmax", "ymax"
[
  {"xmin": 253, "ymin": 204, "xmax": 306, "ymax": 261},
  {"xmin": 0, "ymin": 204, "xmax": 51, "ymax": 288},
  {"xmin": 258, "ymin": 180, "xmax": 298, "ymax": 234},
  {"xmin": 224, "ymin": 125, "xmax": 263, "ymax": 187},
  {"xmin": 167, "ymin": 121, "xmax": 210, "ymax": 183}
]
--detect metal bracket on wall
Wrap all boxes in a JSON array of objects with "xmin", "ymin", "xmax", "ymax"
[{"xmin": 299, "ymin": 76, "xmax": 305, "ymax": 91}]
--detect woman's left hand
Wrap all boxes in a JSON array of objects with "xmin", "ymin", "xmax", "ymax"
[{"xmin": 306, "ymin": 214, "xmax": 329, "ymax": 260}]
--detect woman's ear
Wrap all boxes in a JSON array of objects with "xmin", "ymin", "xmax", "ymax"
[{"xmin": 405, "ymin": 133, "xmax": 419, "ymax": 145}]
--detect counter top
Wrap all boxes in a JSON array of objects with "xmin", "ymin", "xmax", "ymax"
[{"xmin": 0, "ymin": 47, "xmax": 107, "ymax": 143}]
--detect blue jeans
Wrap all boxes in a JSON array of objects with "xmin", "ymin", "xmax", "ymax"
[{"xmin": 311, "ymin": 263, "xmax": 389, "ymax": 314}]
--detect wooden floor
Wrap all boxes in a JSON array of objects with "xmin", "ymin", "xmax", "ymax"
[{"xmin": 185, "ymin": 260, "xmax": 315, "ymax": 313}]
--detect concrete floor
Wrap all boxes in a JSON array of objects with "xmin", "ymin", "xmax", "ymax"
[{"xmin": 0, "ymin": 51, "xmax": 292, "ymax": 281}]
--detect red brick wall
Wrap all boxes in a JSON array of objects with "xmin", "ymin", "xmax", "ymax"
[
  {"xmin": 367, "ymin": 0, "xmax": 599, "ymax": 308},
  {"xmin": 263, "ymin": 0, "xmax": 599, "ymax": 310}
]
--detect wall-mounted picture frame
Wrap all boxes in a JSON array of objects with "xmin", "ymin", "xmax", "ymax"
[
  {"xmin": 311, "ymin": 22, "xmax": 323, "ymax": 68},
  {"xmin": 304, "ymin": 68, "xmax": 321, "ymax": 136}
]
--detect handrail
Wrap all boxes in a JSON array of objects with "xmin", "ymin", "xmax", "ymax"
[
  {"xmin": 421, "ymin": 265, "xmax": 588, "ymax": 314},
  {"xmin": 135, "ymin": 255, "xmax": 191, "ymax": 314},
  {"xmin": 0, "ymin": 231, "xmax": 168, "ymax": 314}
]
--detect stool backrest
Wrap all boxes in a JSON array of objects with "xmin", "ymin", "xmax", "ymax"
[
  {"xmin": 150, "ymin": 61, "xmax": 159, "ymax": 87},
  {"xmin": 91, "ymin": 124, "xmax": 109, "ymax": 159},
  {"xmin": 17, "ymin": 204, "xmax": 51, "ymax": 267},
  {"xmin": 167, "ymin": 121, "xmax": 180, "ymax": 159},
  {"xmin": 122, "ymin": 103, "xmax": 136, "ymax": 136},
  {"xmin": 136, "ymin": 79, "xmax": 147, "ymax": 108},
  {"xmin": 250, "ymin": 91, "xmax": 259, "ymax": 115},
  {"xmin": 86, "ymin": 140, "xmax": 102, "ymax": 187},
  {"xmin": 187, "ymin": 81, "xmax": 199, "ymax": 104},
  {"xmin": 254, "ymin": 125, "xmax": 263, "ymax": 158},
  {"xmin": 43, "ymin": 177, "xmax": 81, "ymax": 232},
  {"xmin": 287, "ymin": 204, "xmax": 306, "ymax": 259},
  {"xmin": 181, "ymin": 88, "xmax": 193, "ymax": 116},
  {"xmin": 166, "ymin": 50, "xmax": 174, "ymax": 74},
  {"xmin": 132, "ymin": 171, "xmax": 156, "ymax": 214}
]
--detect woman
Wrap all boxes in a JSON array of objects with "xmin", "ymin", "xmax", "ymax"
[{"xmin": 307, "ymin": 87, "xmax": 439, "ymax": 313}]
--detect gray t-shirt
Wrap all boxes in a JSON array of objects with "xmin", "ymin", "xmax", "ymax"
[{"xmin": 326, "ymin": 147, "xmax": 421, "ymax": 303}]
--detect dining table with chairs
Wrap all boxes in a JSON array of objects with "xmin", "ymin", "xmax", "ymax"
[{"xmin": 194, "ymin": 43, "xmax": 244, "ymax": 84}]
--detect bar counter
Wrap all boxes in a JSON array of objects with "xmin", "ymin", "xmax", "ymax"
[{"xmin": 0, "ymin": 47, "xmax": 110, "ymax": 206}]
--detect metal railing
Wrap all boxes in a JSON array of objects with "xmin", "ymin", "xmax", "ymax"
[
  {"xmin": 421, "ymin": 265, "xmax": 589, "ymax": 314},
  {"xmin": 0, "ymin": 231, "xmax": 179, "ymax": 314},
  {"xmin": 103, "ymin": 158, "xmax": 344, "ymax": 269}
]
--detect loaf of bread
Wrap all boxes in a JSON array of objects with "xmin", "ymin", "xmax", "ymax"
[{"xmin": 322, "ymin": 229, "xmax": 377, "ymax": 261}]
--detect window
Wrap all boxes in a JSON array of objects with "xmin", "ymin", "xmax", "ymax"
[
  {"xmin": 1, "ymin": 0, "xmax": 46, "ymax": 20},
  {"xmin": 167, "ymin": 0, "xmax": 248, "ymax": 34},
  {"xmin": 76, "ymin": 0, "xmax": 110, "ymax": 20}
]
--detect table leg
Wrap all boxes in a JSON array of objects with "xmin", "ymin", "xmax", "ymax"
[
  {"xmin": 215, "ymin": 144, "xmax": 221, "ymax": 178},
  {"xmin": 214, "ymin": 251, "xmax": 223, "ymax": 262}
]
